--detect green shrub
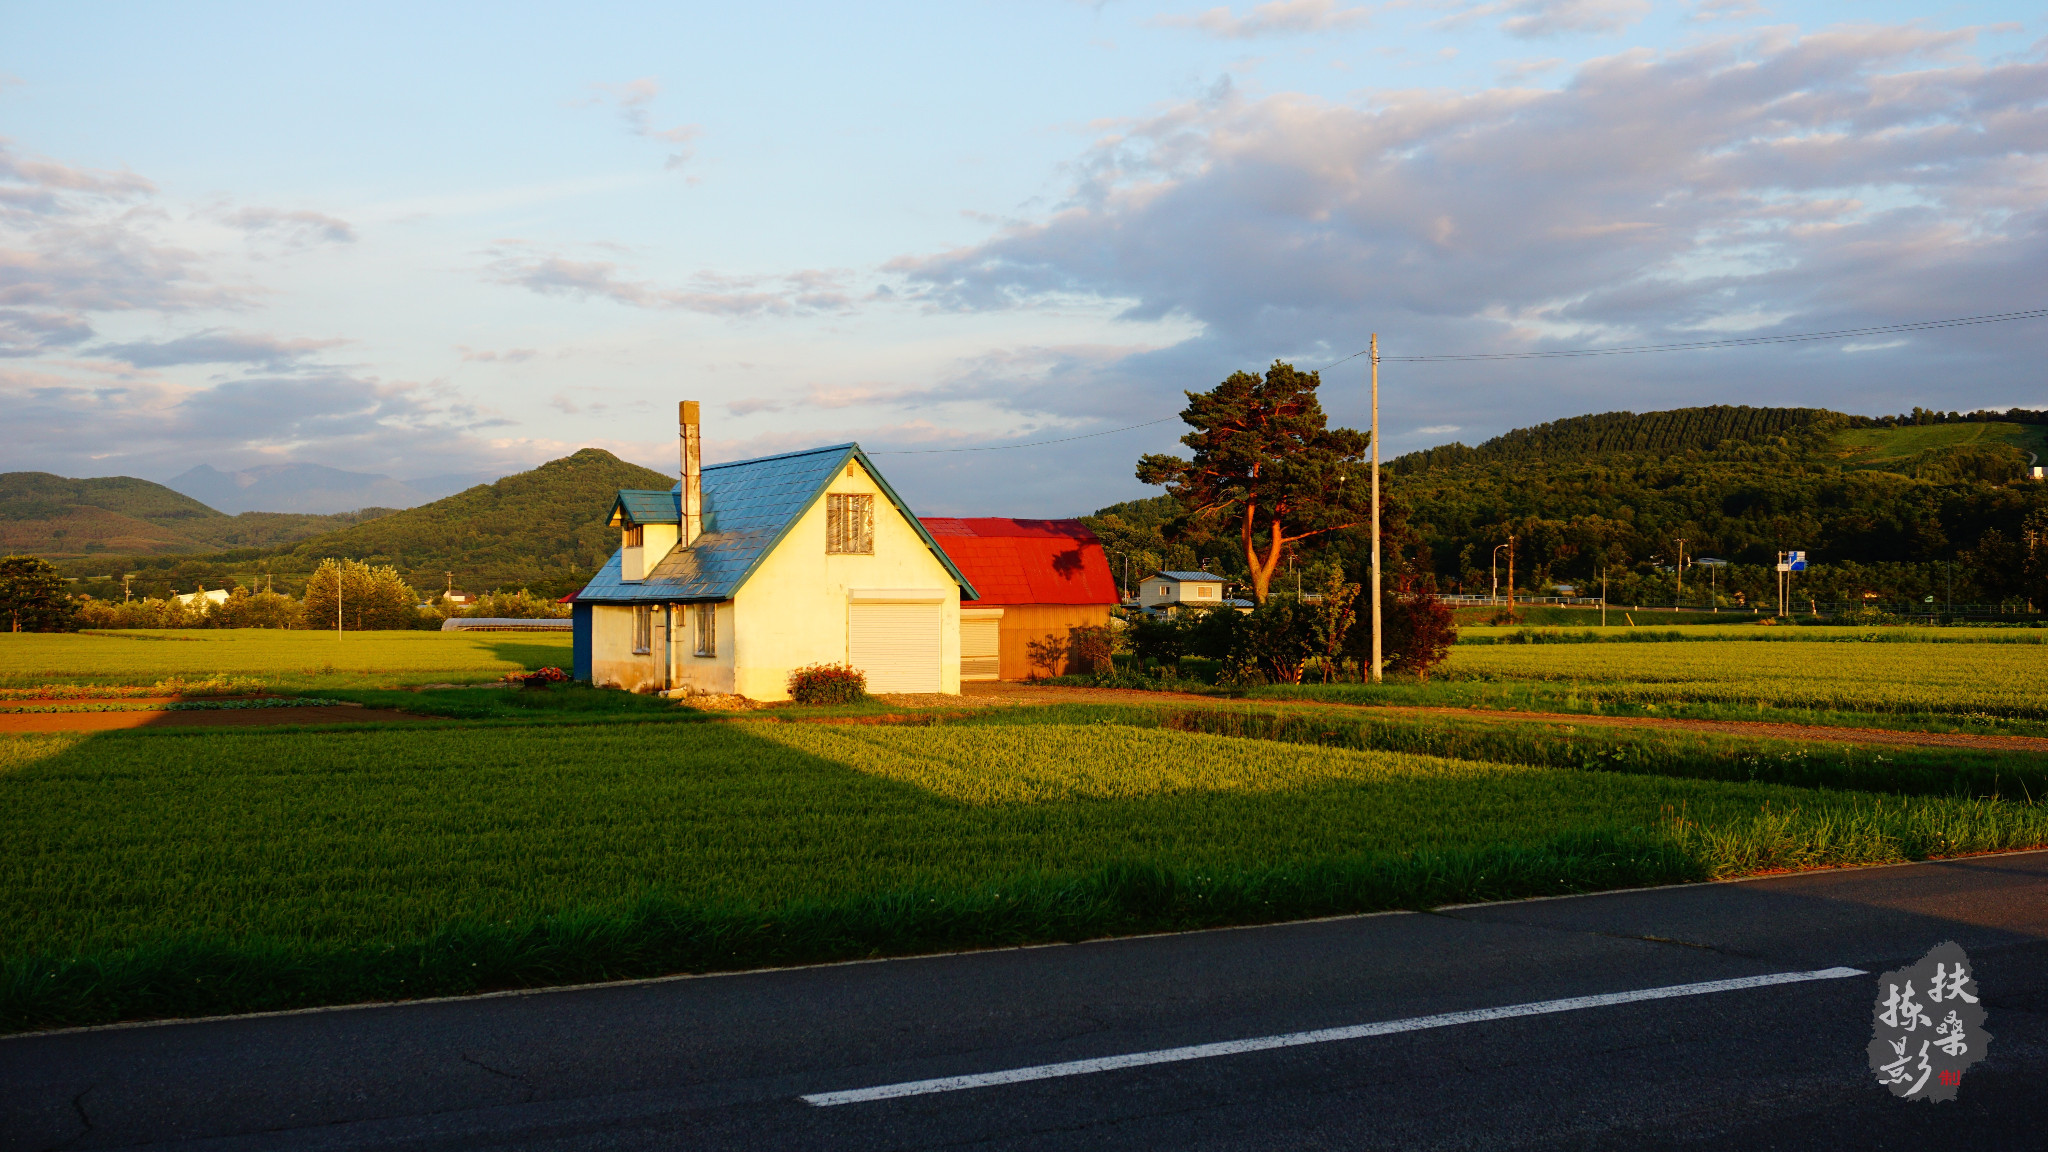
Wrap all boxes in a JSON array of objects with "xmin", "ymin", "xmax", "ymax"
[{"xmin": 788, "ymin": 663, "xmax": 868, "ymax": 704}]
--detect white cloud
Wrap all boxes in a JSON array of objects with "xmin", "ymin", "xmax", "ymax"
[
  {"xmin": 1690, "ymin": 0, "xmax": 1766, "ymax": 22},
  {"xmin": 1439, "ymin": 0, "xmax": 1651, "ymax": 38},
  {"xmin": 589, "ymin": 78, "xmax": 702, "ymax": 169},
  {"xmin": 481, "ymin": 247, "xmax": 859, "ymax": 316},
  {"xmin": 899, "ymin": 28, "xmax": 2045, "ymax": 350},
  {"xmin": 890, "ymin": 27, "xmax": 2047, "ymax": 448},
  {"xmin": 0, "ymin": 139, "xmax": 240, "ymax": 355},
  {"xmin": 93, "ymin": 330, "xmax": 350, "ymax": 369},
  {"xmin": 219, "ymin": 206, "xmax": 356, "ymax": 246},
  {"xmin": 1153, "ymin": 0, "xmax": 1375, "ymax": 40}
]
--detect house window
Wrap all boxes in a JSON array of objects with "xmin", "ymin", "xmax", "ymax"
[
  {"xmin": 826, "ymin": 493, "xmax": 874, "ymax": 554},
  {"xmin": 623, "ymin": 524, "xmax": 644, "ymax": 548},
  {"xmin": 632, "ymin": 605, "xmax": 653, "ymax": 654},
  {"xmin": 1197, "ymin": 586, "xmax": 1214, "ymax": 598},
  {"xmin": 693, "ymin": 602, "xmax": 716, "ymax": 657}
]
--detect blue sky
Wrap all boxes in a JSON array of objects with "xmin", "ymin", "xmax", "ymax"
[{"xmin": 4, "ymin": 0, "xmax": 2044, "ymax": 514}]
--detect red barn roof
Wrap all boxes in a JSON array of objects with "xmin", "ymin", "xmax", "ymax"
[{"xmin": 919, "ymin": 518, "xmax": 1120, "ymax": 607}]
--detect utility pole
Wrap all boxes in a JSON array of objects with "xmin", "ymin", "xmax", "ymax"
[
  {"xmin": 1507, "ymin": 534, "xmax": 1516, "ymax": 611},
  {"xmin": 122, "ymin": 573, "xmax": 131, "ymax": 602},
  {"xmin": 1601, "ymin": 566, "xmax": 1608, "ymax": 627},
  {"xmin": 1491, "ymin": 542, "xmax": 1509, "ymax": 604},
  {"xmin": 1370, "ymin": 333, "xmax": 1382, "ymax": 684},
  {"xmin": 1674, "ymin": 538, "xmax": 1687, "ymax": 609}
]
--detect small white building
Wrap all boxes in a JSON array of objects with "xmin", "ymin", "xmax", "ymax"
[
  {"xmin": 1137, "ymin": 570, "xmax": 1231, "ymax": 613},
  {"xmin": 570, "ymin": 402, "xmax": 979, "ymax": 700},
  {"xmin": 172, "ymin": 588, "xmax": 231, "ymax": 608}
]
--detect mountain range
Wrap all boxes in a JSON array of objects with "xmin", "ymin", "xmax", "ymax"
[
  {"xmin": 31, "ymin": 406, "xmax": 2048, "ymax": 606},
  {"xmin": 59, "ymin": 449, "xmax": 674, "ymax": 601},
  {"xmin": 1, "ymin": 472, "xmax": 393, "ymax": 560},
  {"xmin": 166, "ymin": 463, "xmax": 491, "ymax": 514}
]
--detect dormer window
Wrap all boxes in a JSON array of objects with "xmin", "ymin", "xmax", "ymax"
[{"xmin": 624, "ymin": 524, "xmax": 645, "ymax": 548}]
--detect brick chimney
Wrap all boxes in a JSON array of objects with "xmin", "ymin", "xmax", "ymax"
[{"xmin": 679, "ymin": 400, "xmax": 702, "ymax": 546}]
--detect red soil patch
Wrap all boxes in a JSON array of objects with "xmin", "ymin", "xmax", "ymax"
[{"xmin": 0, "ymin": 706, "xmax": 430, "ymax": 733}]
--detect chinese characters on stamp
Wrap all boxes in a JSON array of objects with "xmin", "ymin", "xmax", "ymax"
[{"xmin": 1867, "ymin": 941, "xmax": 1990, "ymax": 1102}]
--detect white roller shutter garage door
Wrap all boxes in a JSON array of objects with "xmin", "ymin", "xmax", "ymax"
[
  {"xmin": 850, "ymin": 601, "xmax": 942, "ymax": 693},
  {"xmin": 959, "ymin": 612, "xmax": 1001, "ymax": 681}
]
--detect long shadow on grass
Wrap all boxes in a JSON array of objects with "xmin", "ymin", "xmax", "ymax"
[
  {"xmin": 477, "ymin": 638, "xmax": 575, "ymax": 669},
  {"xmin": 1, "ymin": 717, "xmax": 2034, "ymax": 1033}
]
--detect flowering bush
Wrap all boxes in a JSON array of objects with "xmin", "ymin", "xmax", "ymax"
[{"xmin": 788, "ymin": 663, "xmax": 867, "ymax": 705}]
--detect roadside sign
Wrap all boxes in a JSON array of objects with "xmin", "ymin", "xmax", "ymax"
[
  {"xmin": 1776, "ymin": 564, "xmax": 1791, "ymax": 572},
  {"xmin": 1787, "ymin": 551, "xmax": 1807, "ymax": 572}
]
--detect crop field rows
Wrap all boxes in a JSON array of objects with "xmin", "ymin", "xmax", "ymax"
[{"xmin": 1, "ymin": 627, "xmax": 2044, "ymax": 1032}]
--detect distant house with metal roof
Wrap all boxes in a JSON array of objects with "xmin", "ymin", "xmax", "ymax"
[
  {"xmin": 1137, "ymin": 570, "xmax": 1235, "ymax": 614},
  {"xmin": 441, "ymin": 617, "xmax": 572, "ymax": 632},
  {"xmin": 919, "ymin": 518, "xmax": 1119, "ymax": 680},
  {"xmin": 568, "ymin": 402, "xmax": 977, "ymax": 699}
]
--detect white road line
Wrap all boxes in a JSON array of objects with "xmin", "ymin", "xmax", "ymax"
[{"xmin": 802, "ymin": 966, "xmax": 1867, "ymax": 1106}]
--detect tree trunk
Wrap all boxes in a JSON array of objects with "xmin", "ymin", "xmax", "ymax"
[{"xmin": 1241, "ymin": 508, "xmax": 1286, "ymax": 604}]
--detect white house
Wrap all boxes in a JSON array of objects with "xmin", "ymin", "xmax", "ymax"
[
  {"xmin": 1137, "ymin": 570, "xmax": 1233, "ymax": 613},
  {"xmin": 570, "ymin": 402, "xmax": 979, "ymax": 700},
  {"xmin": 172, "ymin": 588, "xmax": 231, "ymax": 608}
]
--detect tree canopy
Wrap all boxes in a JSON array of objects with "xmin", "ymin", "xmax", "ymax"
[
  {"xmin": 0, "ymin": 555, "xmax": 78, "ymax": 632},
  {"xmin": 1136, "ymin": 361, "xmax": 1371, "ymax": 603}
]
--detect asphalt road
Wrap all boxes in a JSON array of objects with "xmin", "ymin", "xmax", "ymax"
[{"xmin": 5, "ymin": 851, "xmax": 2044, "ymax": 1151}]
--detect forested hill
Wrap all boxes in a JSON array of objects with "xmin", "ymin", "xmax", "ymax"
[
  {"xmin": 1088, "ymin": 404, "xmax": 2048, "ymax": 608},
  {"xmin": 1391, "ymin": 406, "xmax": 1838, "ymax": 473},
  {"xmin": 271, "ymin": 449, "xmax": 672, "ymax": 593},
  {"xmin": 2, "ymin": 472, "xmax": 391, "ymax": 558},
  {"xmin": 64, "ymin": 449, "xmax": 674, "ymax": 601},
  {"xmin": 1393, "ymin": 404, "xmax": 2048, "ymax": 475},
  {"xmin": 1388, "ymin": 407, "xmax": 2048, "ymax": 606}
]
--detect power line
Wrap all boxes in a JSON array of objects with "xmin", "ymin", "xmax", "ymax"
[
  {"xmin": 864, "ymin": 416, "xmax": 1181, "ymax": 455},
  {"xmin": 1372, "ymin": 307, "xmax": 2048, "ymax": 363},
  {"xmin": 866, "ymin": 307, "xmax": 2046, "ymax": 455}
]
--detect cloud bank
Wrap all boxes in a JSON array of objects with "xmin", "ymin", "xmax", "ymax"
[
  {"xmin": 891, "ymin": 26, "xmax": 2047, "ymax": 440},
  {"xmin": 1154, "ymin": 0, "xmax": 1376, "ymax": 40}
]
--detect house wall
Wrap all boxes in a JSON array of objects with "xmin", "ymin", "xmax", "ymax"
[
  {"xmin": 572, "ymin": 602, "xmax": 593, "ymax": 682},
  {"xmin": 998, "ymin": 603, "xmax": 1113, "ymax": 679},
  {"xmin": 668, "ymin": 600, "xmax": 736, "ymax": 695},
  {"xmin": 589, "ymin": 602, "xmax": 737, "ymax": 694},
  {"xmin": 1139, "ymin": 578, "xmax": 1222, "ymax": 610},
  {"xmin": 590, "ymin": 603, "xmax": 666, "ymax": 693},
  {"xmin": 730, "ymin": 459, "xmax": 961, "ymax": 700}
]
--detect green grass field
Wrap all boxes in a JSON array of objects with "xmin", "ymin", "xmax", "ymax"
[
  {"xmin": 1456, "ymin": 624, "xmax": 2048, "ymax": 644},
  {"xmin": 1831, "ymin": 420, "xmax": 2048, "ymax": 467},
  {"xmin": 1444, "ymin": 641, "xmax": 2048, "ymax": 717},
  {"xmin": 1241, "ymin": 635, "xmax": 2048, "ymax": 735},
  {"xmin": 6, "ymin": 718, "xmax": 2043, "ymax": 1031},
  {"xmin": 0, "ymin": 630, "xmax": 571, "ymax": 690},
  {"xmin": 6, "ymin": 626, "xmax": 2048, "ymax": 1033}
]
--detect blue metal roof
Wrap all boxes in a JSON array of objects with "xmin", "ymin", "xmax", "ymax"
[
  {"xmin": 610, "ymin": 489, "xmax": 680, "ymax": 526},
  {"xmin": 1154, "ymin": 570, "xmax": 1225, "ymax": 582},
  {"xmin": 574, "ymin": 443, "xmax": 979, "ymax": 604}
]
